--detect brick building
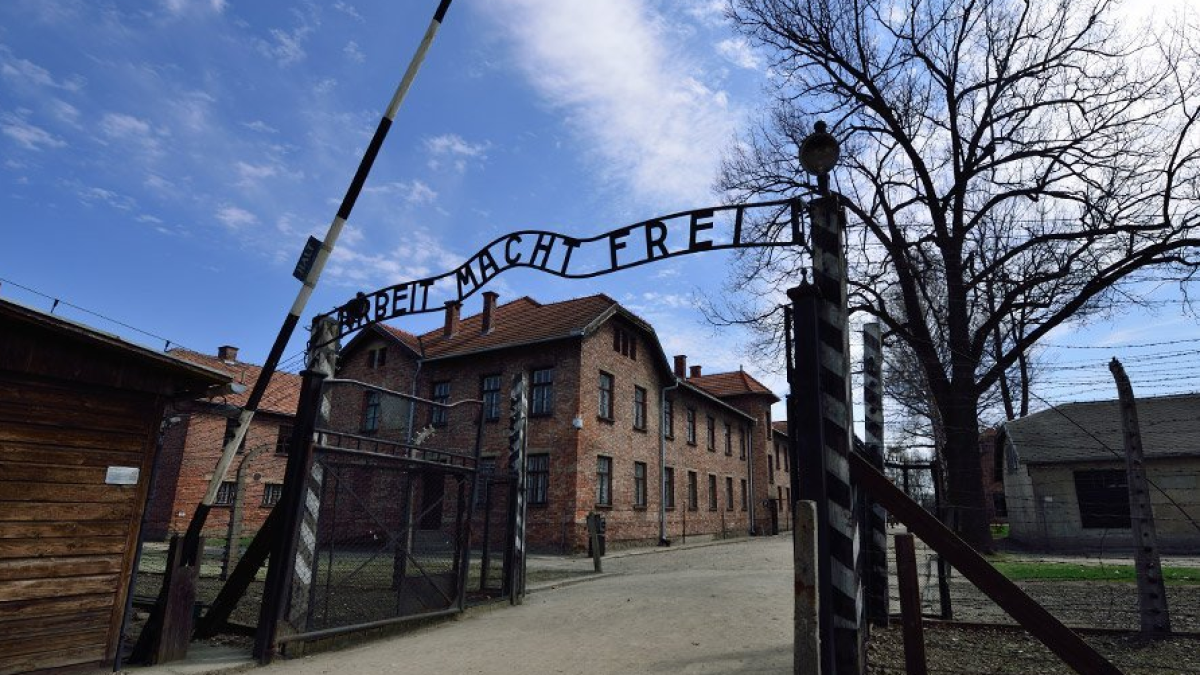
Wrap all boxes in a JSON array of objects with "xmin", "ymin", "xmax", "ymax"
[
  {"xmin": 333, "ymin": 293, "xmax": 784, "ymax": 552},
  {"xmin": 144, "ymin": 345, "xmax": 301, "ymax": 540}
]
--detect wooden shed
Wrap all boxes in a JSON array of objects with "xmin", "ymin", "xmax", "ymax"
[{"xmin": 0, "ymin": 299, "xmax": 228, "ymax": 675}]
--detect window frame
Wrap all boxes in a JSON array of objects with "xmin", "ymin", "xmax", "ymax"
[
  {"xmin": 596, "ymin": 455, "xmax": 613, "ymax": 507},
  {"xmin": 362, "ymin": 391, "xmax": 381, "ymax": 433},
  {"xmin": 215, "ymin": 480, "xmax": 237, "ymax": 506},
  {"xmin": 633, "ymin": 386, "xmax": 648, "ymax": 431},
  {"xmin": 598, "ymin": 371, "xmax": 615, "ymax": 421},
  {"xmin": 530, "ymin": 367, "xmax": 555, "ymax": 416},
  {"xmin": 707, "ymin": 474, "xmax": 718, "ymax": 511},
  {"xmin": 528, "ymin": 454, "xmax": 550, "ymax": 506},
  {"xmin": 633, "ymin": 461, "xmax": 647, "ymax": 508},
  {"xmin": 724, "ymin": 422, "xmax": 732, "ymax": 456},
  {"xmin": 431, "ymin": 381, "xmax": 450, "ymax": 427},
  {"xmin": 685, "ymin": 407, "xmax": 697, "ymax": 445},
  {"xmin": 663, "ymin": 398, "xmax": 675, "ymax": 439},
  {"xmin": 274, "ymin": 424, "xmax": 293, "ymax": 455},
  {"xmin": 261, "ymin": 483, "xmax": 283, "ymax": 507},
  {"xmin": 725, "ymin": 476, "xmax": 734, "ymax": 511},
  {"xmin": 481, "ymin": 374, "xmax": 502, "ymax": 422},
  {"xmin": 706, "ymin": 416, "xmax": 716, "ymax": 452},
  {"xmin": 1074, "ymin": 469, "xmax": 1131, "ymax": 529},
  {"xmin": 664, "ymin": 466, "xmax": 676, "ymax": 510},
  {"xmin": 687, "ymin": 471, "xmax": 698, "ymax": 511}
]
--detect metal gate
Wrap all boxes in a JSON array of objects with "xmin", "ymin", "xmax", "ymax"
[{"xmin": 282, "ymin": 379, "xmax": 485, "ymax": 641}]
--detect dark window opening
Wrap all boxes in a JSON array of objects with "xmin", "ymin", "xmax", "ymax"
[{"xmin": 1074, "ymin": 469, "xmax": 1130, "ymax": 529}]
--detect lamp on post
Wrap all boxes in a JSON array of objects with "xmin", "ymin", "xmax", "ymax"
[{"xmin": 799, "ymin": 120, "xmax": 840, "ymax": 195}]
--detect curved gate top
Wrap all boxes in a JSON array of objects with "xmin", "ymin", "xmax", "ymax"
[{"xmin": 319, "ymin": 197, "xmax": 807, "ymax": 341}]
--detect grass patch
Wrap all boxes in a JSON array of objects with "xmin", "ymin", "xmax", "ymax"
[
  {"xmin": 990, "ymin": 523, "xmax": 1010, "ymax": 539},
  {"xmin": 990, "ymin": 560, "xmax": 1200, "ymax": 585}
]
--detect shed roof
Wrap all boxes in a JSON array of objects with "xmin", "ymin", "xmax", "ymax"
[
  {"xmin": 1002, "ymin": 394, "xmax": 1200, "ymax": 465},
  {"xmin": 0, "ymin": 298, "xmax": 229, "ymax": 396}
]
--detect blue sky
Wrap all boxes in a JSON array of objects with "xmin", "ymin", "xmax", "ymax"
[{"xmin": 2, "ymin": 0, "xmax": 1198, "ymax": 423}]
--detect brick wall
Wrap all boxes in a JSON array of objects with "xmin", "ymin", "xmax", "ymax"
[{"xmin": 145, "ymin": 401, "xmax": 291, "ymax": 540}]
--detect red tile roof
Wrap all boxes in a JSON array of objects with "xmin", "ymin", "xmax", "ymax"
[
  {"xmin": 772, "ymin": 421, "xmax": 788, "ymax": 435},
  {"xmin": 413, "ymin": 294, "xmax": 623, "ymax": 360},
  {"xmin": 377, "ymin": 324, "xmax": 422, "ymax": 354},
  {"xmin": 688, "ymin": 369, "xmax": 779, "ymax": 402},
  {"xmin": 168, "ymin": 348, "xmax": 301, "ymax": 416}
]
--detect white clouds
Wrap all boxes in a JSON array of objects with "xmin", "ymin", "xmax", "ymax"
[
  {"xmin": 98, "ymin": 112, "xmax": 166, "ymax": 156},
  {"xmin": 257, "ymin": 10, "xmax": 319, "ymax": 67},
  {"xmin": 482, "ymin": 0, "xmax": 739, "ymax": 207},
  {"xmin": 79, "ymin": 186, "xmax": 136, "ymax": 210},
  {"xmin": 235, "ymin": 161, "xmax": 278, "ymax": 186},
  {"xmin": 425, "ymin": 133, "xmax": 489, "ymax": 172},
  {"xmin": 343, "ymin": 41, "xmax": 365, "ymax": 64},
  {"xmin": 0, "ymin": 51, "xmax": 83, "ymax": 92},
  {"xmin": 364, "ymin": 179, "xmax": 438, "ymax": 206},
  {"xmin": 159, "ymin": 0, "xmax": 226, "ymax": 15},
  {"xmin": 716, "ymin": 37, "xmax": 761, "ymax": 70},
  {"xmin": 0, "ymin": 111, "xmax": 66, "ymax": 150},
  {"xmin": 333, "ymin": 2, "xmax": 364, "ymax": 21},
  {"xmin": 242, "ymin": 120, "xmax": 278, "ymax": 134},
  {"xmin": 216, "ymin": 205, "xmax": 258, "ymax": 229}
]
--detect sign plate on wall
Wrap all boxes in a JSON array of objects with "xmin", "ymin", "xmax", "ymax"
[{"xmin": 105, "ymin": 466, "xmax": 140, "ymax": 485}]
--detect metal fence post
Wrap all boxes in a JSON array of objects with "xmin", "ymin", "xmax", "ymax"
[
  {"xmin": 788, "ymin": 283, "xmax": 834, "ymax": 675},
  {"xmin": 862, "ymin": 323, "xmax": 889, "ymax": 627},
  {"xmin": 253, "ymin": 318, "xmax": 338, "ymax": 663},
  {"xmin": 1110, "ymin": 358, "xmax": 1172, "ymax": 637},
  {"xmin": 505, "ymin": 372, "xmax": 529, "ymax": 605},
  {"xmin": 808, "ymin": 193, "xmax": 863, "ymax": 674},
  {"xmin": 795, "ymin": 500, "xmax": 821, "ymax": 675}
]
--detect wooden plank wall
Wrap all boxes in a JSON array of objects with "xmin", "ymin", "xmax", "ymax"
[{"xmin": 0, "ymin": 373, "xmax": 160, "ymax": 675}]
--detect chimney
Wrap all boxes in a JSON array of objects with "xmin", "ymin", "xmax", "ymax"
[
  {"xmin": 689, "ymin": 365, "xmax": 702, "ymax": 378},
  {"xmin": 444, "ymin": 301, "xmax": 461, "ymax": 338},
  {"xmin": 217, "ymin": 345, "xmax": 239, "ymax": 363},
  {"xmin": 482, "ymin": 291, "xmax": 499, "ymax": 334},
  {"xmin": 673, "ymin": 355, "xmax": 687, "ymax": 379}
]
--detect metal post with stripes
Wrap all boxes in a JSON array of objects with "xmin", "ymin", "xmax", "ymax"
[
  {"xmin": 504, "ymin": 372, "xmax": 529, "ymax": 605},
  {"xmin": 254, "ymin": 318, "xmax": 339, "ymax": 662},
  {"xmin": 862, "ymin": 322, "xmax": 889, "ymax": 627},
  {"xmin": 180, "ymin": 0, "xmax": 456, "ymax": 565},
  {"xmin": 809, "ymin": 193, "xmax": 864, "ymax": 674}
]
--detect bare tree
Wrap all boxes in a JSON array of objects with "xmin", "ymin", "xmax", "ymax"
[{"xmin": 717, "ymin": 0, "xmax": 1200, "ymax": 549}]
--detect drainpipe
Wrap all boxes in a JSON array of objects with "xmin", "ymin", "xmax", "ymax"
[
  {"xmin": 659, "ymin": 379, "xmax": 679, "ymax": 545},
  {"xmin": 747, "ymin": 417, "xmax": 756, "ymax": 535}
]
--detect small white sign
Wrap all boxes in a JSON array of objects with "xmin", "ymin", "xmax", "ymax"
[{"xmin": 105, "ymin": 466, "xmax": 140, "ymax": 485}]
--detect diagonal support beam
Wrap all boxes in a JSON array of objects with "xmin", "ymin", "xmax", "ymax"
[{"xmin": 848, "ymin": 453, "xmax": 1124, "ymax": 675}]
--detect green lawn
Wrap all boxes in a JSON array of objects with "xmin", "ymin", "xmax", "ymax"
[{"xmin": 989, "ymin": 559, "xmax": 1200, "ymax": 585}]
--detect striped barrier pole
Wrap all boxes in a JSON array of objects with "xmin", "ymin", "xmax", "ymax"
[
  {"xmin": 862, "ymin": 322, "xmax": 889, "ymax": 627},
  {"xmin": 181, "ymin": 0, "xmax": 456, "ymax": 564},
  {"xmin": 505, "ymin": 372, "xmax": 529, "ymax": 605},
  {"xmin": 809, "ymin": 194, "xmax": 864, "ymax": 674}
]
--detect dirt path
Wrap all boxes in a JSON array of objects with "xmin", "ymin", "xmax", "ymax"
[{"xmin": 260, "ymin": 537, "xmax": 794, "ymax": 675}]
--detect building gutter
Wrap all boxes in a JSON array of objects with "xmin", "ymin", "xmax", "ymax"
[
  {"xmin": 659, "ymin": 378, "xmax": 680, "ymax": 545},
  {"xmin": 747, "ymin": 418, "xmax": 757, "ymax": 535}
]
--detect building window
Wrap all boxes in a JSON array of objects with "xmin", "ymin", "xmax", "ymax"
[
  {"xmin": 725, "ymin": 476, "xmax": 734, "ymax": 511},
  {"xmin": 366, "ymin": 347, "xmax": 387, "ymax": 369},
  {"xmin": 528, "ymin": 454, "xmax": 549, "ymax": 506},
  {"xmin": 431, "ymin": 381, "xmax": 450, "ymax": 426},
  {"xmin": 687, "ymin": 471, "xmax": 698, "ymax": 511},
  {"xmin": 664, "ymin": 467, "xmax": 676, "ymax": 509},
  {"xmin": 663, "ymin": 398, "xmax": 675, "ymax": 439},
  {"xmin": 362, "ymin": 391, "xmax": 381, "ymax": 433},
  {"xmin": 686, "ymin": 408, "xmax": 697, "ymax": 445},
  {"xmin": 724, "ymin": 423, "xmax": 732, "ymax": 456},
  {"xmin": 482, "ymin": 375, "xmax": 502, "ymax": 422},
  {"xmin": 706, "ymin": 416, "xmax": 716, "ymax": 451},
  {"xmin": 768, "ymin": 455, "xmax": 775, "ymax": 483},
  {"xmin": 261, "ymin": 483, "xmax": 283, "ymax": 507},
  {"xmin": 613, "ymin": 326, "xmax": 638, "ymax": 360},
  {"xmin": 708, "ymin": 474, "xmax": 718, "ymax": 511},
  {"xmin": 597, "ymin": 456, "xmax": 613, "ymax": 506},
  {"xmin": 740, "ymin": 479, "xmax": 748, "ymax": 511},
  {"xmin": 215, "ymin": 480, "xmax": 237, "ymax": 506},
  {"xmin": 1074, "ymin": 470, "xmax": 1130, "ymax": 529},
  {"xmin": 274, "ymin": 424, "xmax": 293, "ymax": 455},
  {"xmin": 633, "ymin": 386, "xmax": 648, "ymax": 431},
  {"xmin": 598, "ymin": 371, "xmax": 614, "ymax": 420},
  {"xmin": 531, "ymin": 368, "xmax": 554, "ymax": 416},
  {"xmin": 634, "ymin": 461, "xmax": 647, "ymax": 508},
  {"xmin": 475, "ymin": 457, "xmax": 496, "ymax": 510},
  {"xmin": 224, "ymin": 418, "xmax": 246, "ymax": 453},
  {"xmin": 739, "ymin": 428, "xmax": 747, "ymax": 460}
]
